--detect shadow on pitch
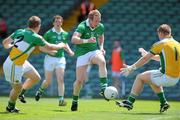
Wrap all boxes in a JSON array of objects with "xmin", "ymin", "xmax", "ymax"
[
  {"xmin": 52, "ymin": 110, "xmax": 66, "ymax": 112},
  {"xmin": 0, "ymin": 111, "xmax": 26, "ymax": 115},
  {"xmin": 122, "ymin": 112, "xmax": 164, "ymax": 115}
]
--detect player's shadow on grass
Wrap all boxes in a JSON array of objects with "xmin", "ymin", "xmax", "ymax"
[
  {"xmin": 52, "ymin": 110, "xmax": 66, "ymax": 112},
  {"xmin": 0, "ymin": 111, "xmax": 26, "ymax": 115},
  {"xmin": 122, "ymin": 112, "xmax": 164, "ymax": 115}
]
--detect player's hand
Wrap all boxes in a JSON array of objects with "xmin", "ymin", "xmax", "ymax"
[
  {"xmin": 68, "ymin": 51, "xmax": 74, "ymax": 56},
  {"xmin": 138, "ymin": 48, "xmax": 148, "ymax": 57},
  {"xmin": 58, "ymin": 42, "xmax": 66, "ymax": 49},
  {"xmin": 120, "ymin": 65, "xmax": 136, "ymax": 77},
  {"xmin": 88, "ymin": 37, "xmax": 96, "ymax": 43}
]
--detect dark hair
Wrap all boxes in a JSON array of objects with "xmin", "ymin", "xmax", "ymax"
[
  {"xmin": 53, "ymin": 15, "xmax": 63, "ymax": 23},
  {"xmin": 157, "ymin": 24, "xmax": 171, "ymax": 35},
  {"xmin": 28, "ymin": 16, "xmax": 41, "ymax": 28}
]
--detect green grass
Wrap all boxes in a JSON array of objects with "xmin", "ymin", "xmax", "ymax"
[{"xmin": 0, "ymin": 97, "xmax": 180, "ymax": 120}]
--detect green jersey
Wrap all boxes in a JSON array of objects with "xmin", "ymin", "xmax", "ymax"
[
  {"xmin": 43, "ymin": 28, "xmax": 68, "ymax": 57},
  {"xmin": 75, "ymin": 19, "xmax": 104, "ymax": 56},
  {"xmin": 9, "ymin": 28, "xmax": 45, "ymax": 65}
]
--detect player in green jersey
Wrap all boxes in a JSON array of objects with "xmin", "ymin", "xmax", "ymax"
[
  {"xmin": 33, "ymin": 15, "xmax": 74, "ymax": 106},
  {"xmin": 3, "ymin": 16, "xmax": 67, "ymax": 113},
  {"xmin": 70, "ymin": 10, "xmax": 109, "ymax": 111}
]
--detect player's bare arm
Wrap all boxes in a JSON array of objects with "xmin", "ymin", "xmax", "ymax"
[
  {"xmin": 71, "ymin": 32, "xmax": 96, "ymax": 44},
  {"xmin": 39, "ymin": 47, "xmax": 57, "ymax": 56},
  {"xmin": 98, "ymin": 34, "xmax": 105, "ymax": 55},
  {"xmin": 64, "ymin": 43, "xmax": 74, "ymax": 56},
  {"xmin": 121, "ymin": 52, "xmax": 154, "ymax": 76},
  {"xmin": 138, "ymin": 48, "xmax": 160, "ymax": 61},
  {"xmin": 40, "ymin": 37, "xmax": 66, "ymax": 50},
  {"xmin": 2, "ymin": 36, "xmax": 14, "ymax": 49}
]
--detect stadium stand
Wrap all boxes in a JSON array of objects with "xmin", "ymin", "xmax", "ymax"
[{"xmin": 0, "ymin": 0, "xmax": 179, "ymax": 100}]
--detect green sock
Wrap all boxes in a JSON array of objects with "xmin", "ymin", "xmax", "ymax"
[
  {"xmin": 100, "ymin": 77, "xmax": 108, "ymax": 92},
  {"xmin": 59, "ymin": 96, "xmax": 64, "ymax": 101},
  {"xmin": 19, "ymin": 89, "xmax": 26, "ymax": 96},
  {"xmin": 8, "ymin": 101, "xmax": 15, "ymax": 109},
  {"xmin": 72, "ymin": 95, "xmax": 79, "ymax": 102},
  {"xmin": 39, "ymin": 86, "xmax": 45, "ymax": 93},
  {"xmin": 127, "ymin": 93, "xmax": 137, "ymax": 104},
  {"xmin": 157, "ymin": 92, "xmax": 167, "ymax": 104}
]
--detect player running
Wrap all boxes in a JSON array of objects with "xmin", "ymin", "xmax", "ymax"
[
  {"xmin": 34, "ymin": 15, "xmax": 74, "ymax": 106},
  {"xmin": 3, "ymin": 16, "xmax": 67, "ymax": 113}
]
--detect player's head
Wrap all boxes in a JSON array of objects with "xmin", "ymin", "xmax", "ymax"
[
  {"xmin": 28, "ymin": 16, "xmax": 41, "ymax": 33},
  {"xmin": 53, "ymin": 15, "xmax": 63, "ymax": 28},
  {"xmin": 157, "ymin": 24, "xmax": 171, "ymax": 39},
  {"xmin": 88, "ymin": 9, "xmax": 101, "ymax": 28},
  {"xmin": 113, "ymin": 41, "xmax": 120, "ymax": 48}
]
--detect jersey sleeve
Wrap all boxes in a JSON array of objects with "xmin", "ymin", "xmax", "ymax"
[
  {"xmin": 150, "ymin": 41, "xmax": 164, "ymax": 55},
  {"xmin": 63, "ymin": 32, "xmax": 69, "ymax": 43},
  {"xmin": 10, "ymin": 29, "xmax": 21, "ymax": 40},
  {"xmin": 99, "ymin": 24, "xmax": 105, "ymax": 36},
  {"xmin": 75, "ymin": 24, "xmax": 85, "ymax": 34},
  {"xmin": 33, "ymin": 34, "xmax": 46, "ymax": 46},
  {"xmin": 43, "ymin": 32, "xmax": 49, "ymax": 42}
]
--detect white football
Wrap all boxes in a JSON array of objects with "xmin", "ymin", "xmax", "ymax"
[{"xmin": 104, "ymin": 86, "xmax": 118, "ymax": 100}]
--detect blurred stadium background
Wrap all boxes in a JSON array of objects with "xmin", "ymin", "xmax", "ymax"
[{"xmin": 0, "ymin": 0, "xmax": 180, "ymax": 100}]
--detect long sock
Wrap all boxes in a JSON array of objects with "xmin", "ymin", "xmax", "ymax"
[
  {"xmin": 8, "ymin": 101, "xmax": 15, "ymax": 109},
  {"xmin": 72, "ymin": 95, "xmax": 79, "ymax": 103},
  {"xmin": 38, "ymin": 86, "xmax": 45, "ymax": 93},
  {"xmin": 157, "ymin": 92, "xmax": 167, "ymax": 104},
  {"xmin": 127, "ymin": 93, "xmax": 137, "ymax": 104},
  {"xmin": 100, "ymin": 77, "xmax": 108, "ymax": 92},
  {"xmin": 59, "ymin": 96, "xmax": 64, "ymax": 101},
  {"xmin": 19, "ymin": 89, "xmax": 26, "ymax": 96}
]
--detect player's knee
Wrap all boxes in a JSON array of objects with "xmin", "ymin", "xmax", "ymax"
[
  {"xmin": 98, "ymin": 59, "xmax": 106, "ymax": 66},
  {"xmin": 75, "ymin": 79, "xmax": 84, "ymax": 86},
  {"xmin": 136, "ymin": 74, "xmax": 145, "ymax": 83},
  {"xmin": 34, "ymin": 75, "xmax": 41, "ymax": 82}
]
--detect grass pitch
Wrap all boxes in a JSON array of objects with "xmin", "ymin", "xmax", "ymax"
[{"xmin": 0, "ymin": 97, "xmax": 180, "ymax": 120}]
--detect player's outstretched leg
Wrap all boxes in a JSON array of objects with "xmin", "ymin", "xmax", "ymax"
[
  {"xmin": 6, "ymin": 101, "xmax": 20, "ymax": 113},
  {"xmin": 115, "ymin": 100, "xmax": 133, "ymax": 110},
  {"xmin": 19, "ymin": 94, "xmax": 26, "ymax": 103},
  {"xmin": 71, "ymin": 101, "xmax": 78, "ymax": 111},
  {"xmin": 35, "ymin": 91, "xmax": 42, "ymax": 101},
  {"xmin": 59, "ymin": 100, "xmax": 67, "ymax": 106},
  {"xmin": 160, "ymin": 102, "xmax": 170, "ymax": 113},
  {"xmin": 6, "ymin": 106, "xmax": 20, "ymax": 113}
]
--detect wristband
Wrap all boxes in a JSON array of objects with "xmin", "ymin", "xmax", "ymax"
[
  {"xmin": 82, "ymin": 39, "xmax": 88, "ymax": 43},
  {"xmin": 99, "ymin": 45, "xmax": 103, "ymax": 50}
]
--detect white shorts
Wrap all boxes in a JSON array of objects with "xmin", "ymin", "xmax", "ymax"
[
  {"xmin": 3, "ymin": 57, "xmax": 33, "ymax": 84},
  {"xmin": 44, "ymin": 55, "xmax": 66, "ymax": 71},
  {"xmin": 76, "ymin": 50, "xmax": 102, "ymax": 68},
  {"xmin": 150, "ymin": 70, "xmax": 179, "ymax": 87}
]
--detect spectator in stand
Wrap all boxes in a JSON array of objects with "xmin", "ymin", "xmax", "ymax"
[
  {"xmin": 109, "ymin": 41, "xmax": 126, "ymax": 97},
  {"xmin": 0, "ymin": 15, "xmax": 8, "ymax": 39},
  {"xmin": 78, "ymin": 0, "xmax": 96, "ymax": 23}
]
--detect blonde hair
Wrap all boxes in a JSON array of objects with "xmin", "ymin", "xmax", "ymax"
[
  {"xmin": 88, "ymin": 9, "xmax": 101, "ymax": 20},
  {"xmin": 157, "ymin": 24, "xmax": 171, "ymax": 35}
]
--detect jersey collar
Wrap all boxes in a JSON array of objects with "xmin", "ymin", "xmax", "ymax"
[{"xmin": 52, "ymin": 27, "xmax": 63, "ymax": 34}]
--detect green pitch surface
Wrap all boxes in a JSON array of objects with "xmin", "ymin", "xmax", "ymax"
[{"xmin": 0, "ymin": 97, "xmax": 180, "ymax": 120}]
